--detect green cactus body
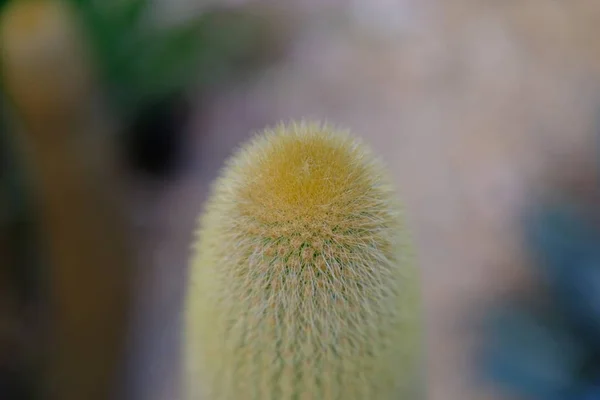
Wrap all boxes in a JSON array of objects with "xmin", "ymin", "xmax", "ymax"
[{"xmin": 184, "ymin": 122, "xmax": 423, "ymax": 399}]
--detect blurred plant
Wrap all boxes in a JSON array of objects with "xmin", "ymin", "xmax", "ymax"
[
  {"xmin": 69, "ymin": 0, "xmax": 279, "ymax": 119},
  {"xmin": 68, "ymin": 0, "xmax": 284, "ymax": 176},
  {"xmin": 0, "ymin": 0, "xmax": 286, "ymax": 176},
  {"xmin": 479, "ymin": 155, "xmax": 600, "ymax": 398}
]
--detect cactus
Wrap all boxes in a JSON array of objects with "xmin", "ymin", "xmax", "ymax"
[
  {"xmin": 1, "ymin": 1, "xmax": 134, "ymax": 399},
  {"xmin": 184, "ymin": 122, "xmax": 424, "ymax": 399}
]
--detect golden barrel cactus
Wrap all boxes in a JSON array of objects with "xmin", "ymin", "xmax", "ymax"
[{"xmin": 184, "ymin": 122, "xmax": 424, "ymax": 399}]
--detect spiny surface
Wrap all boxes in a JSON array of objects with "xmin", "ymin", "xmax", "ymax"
[{"xmin": 185, "ymin": 122, "xmax": 422, "ymax": 399}]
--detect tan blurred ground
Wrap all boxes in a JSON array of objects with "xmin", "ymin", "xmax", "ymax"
[{"xmin": 127, "ymin": 1, "xmax": 600, "ymax": 399}]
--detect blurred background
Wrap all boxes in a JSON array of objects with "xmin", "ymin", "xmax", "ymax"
[{"xmin": 3, "ymin": 0, "xmax": 600, "ymax": 399}]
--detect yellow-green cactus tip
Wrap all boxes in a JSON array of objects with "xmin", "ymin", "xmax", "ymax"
[{"xmin": 185, "ymin": 121, "xmax": 424, "ymax": 400}]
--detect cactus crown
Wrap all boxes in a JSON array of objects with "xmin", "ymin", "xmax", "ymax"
[{"xmin": 186, "ymin": 121, "xmax": 421, "ymax": 399}]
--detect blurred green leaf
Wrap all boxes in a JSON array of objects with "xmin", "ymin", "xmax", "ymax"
[
  {"xmin": 118, "ymin": 9, "xmax": 274, "ymax": 109},
  {"xmin": 99, "ymin": 0, "xmax": 148, "ymax": 29},
  {"xmin": 70, "ymin": 0, "xmax": 148, "ymax": 64},
  {"xmin": 124, "ymin": 21, "xmax": 223, "ymax": 104},
  {"xmin": 58, "ymin": 1, "xmax": 278, "ymax": 119}
]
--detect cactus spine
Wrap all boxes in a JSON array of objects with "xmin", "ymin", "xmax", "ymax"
[{"xmin": 185, "ymin": 122, "xmax": 423, "ymax": 399}]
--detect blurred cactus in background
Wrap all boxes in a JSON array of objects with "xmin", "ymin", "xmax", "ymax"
[
  {"xmin": 185, "ymin": 122, "xmax": 424, "ymax": 400},
  {"xmin": 0, "ymin": 1, "xmax": 133, "ymax": 399},
  {"xmin": 1, "ymin": 0, "xmax": 95, "ymax": 127}
]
